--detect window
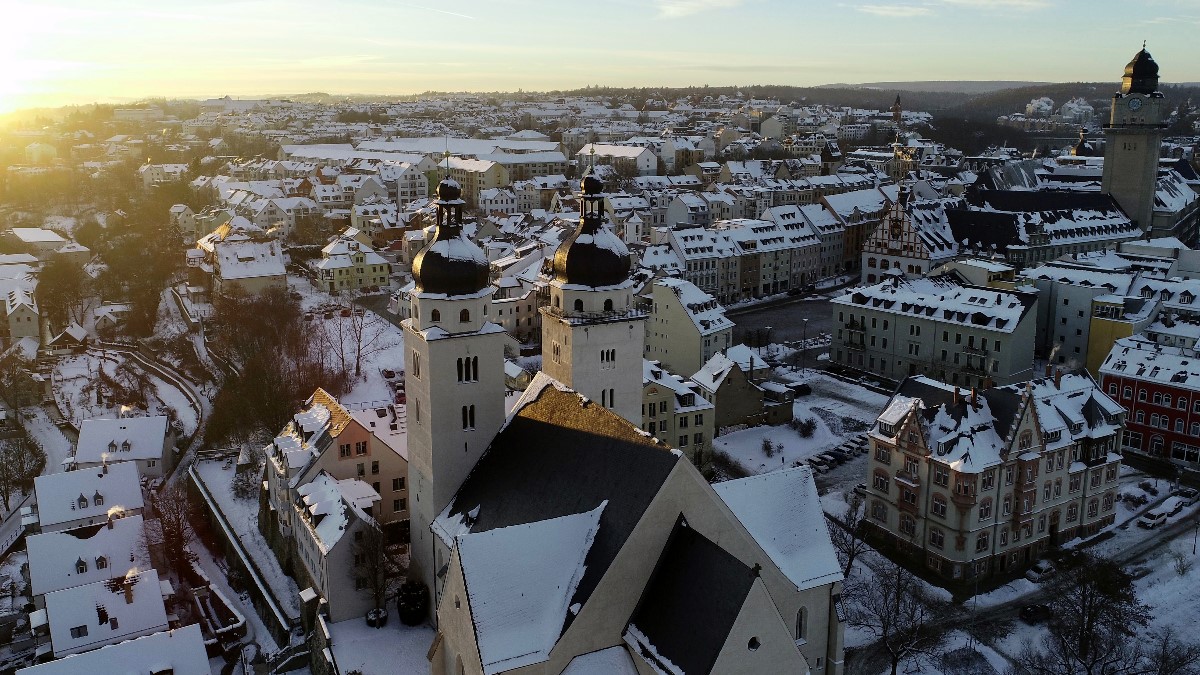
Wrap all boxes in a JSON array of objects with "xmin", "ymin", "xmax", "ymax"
[
  {"xmin": 1090, "ymin": 471, "xmax": 1102, "ymax": 488},
  {"xmin": 357, "ymin": 463, "xmax": 365, "ymax": 477},
  {"xmin": 1087, "ymin": 499, "xmax": 1098, "ymax": 518},
  {"xmin": 1067, "ymin": 504, "xmax": 1079, "ymax": 522},
  {"xmin": 338, "ymin": 443, "xmax": 351, "ymax": 458},
  {"xmin": 459, "ymin": 308, "xmax": 470, "ymax": 322},
  {"xmin": 933, "ymin": 465, "xmax": 949, "ymax": 487},
  {"xmin": 695, "ymin": 413, "xmax": 703, "ymax": 426},
  {"xmin": 975, "ymin": 531, "xmax": 990, "ymax": 552},
  {"xmin": 902, "ymin": 488, "xmax": 917, "ymax": 506},
  {"xmin": 573, "ymin": 299, "xmax": 584, "ymax": 312},
  {"xmin": 1069, "ymin": 474, "xmax": 1081, "ymax": 492},
  {"xmin": 1102, "ymin": 493, "xmax": 1114, "ymax": 511},
  {"xmin": 371, "ymin": 460, "xmax": 379, "ymax": 475},
  {"xmin": 900, "ymin": 513, "xmax": 916, "ymax": 535},
  {"xmin": 875, "ymin": 446, "xmax": 891, "ymax": 464},
  {"xmin": 1000, "ymin": 528, "xmax": 1008, "ymax": 546},
  {"xmin": 70, "ymin": 625, "xmax": 88, "ymax": 639},
  {"xmin": 979, "ymin": 499, "xmax": 992, "ymax": 520},
  {"xmin": 1123, "ymin": 386, "xmax": 1132, "ymax": 399},
  {"xmin": 394, "ymin": 498, "xmax": 407, "ymax": 512},
  {"xmin": 904, "ymin": 456, "xmax": 919, "ymax": 476},
  {"xmin": 604, "ymin": 298, "xmax": 614, "ymax": 311},
  {"xmin": 1054, "ymin": 478, "xmax": 1062, "ymax": 497},
  {"xmin": 981, "ymin": 469, "xmax": 995, "ymax": 491},
  {"xmin": 96, "ymin": 556, "xmax": 107, "ymax": 570},
  {"xmin": 929, "ymin": 528, "xmax": 945, "ymax": 549},
  {"xmin": 393, "ymin": 477, "xmax": 405, "ymax": 491},
  {"xmin": 1002, "ymin": 496, "xmax": 1012, "ymax": 516},
  {"xmin": 76, "ymin": 558, "xmax": 87, "ymax": 574},
  {"xmin": 871, "ymin": 501, "xmax": 888, "ymax": 522},
  {"xmin": 797, "ymin": 607, "xmax": 808, "ymax": 641},
  {"xmin": 873, "ymin": 471, "xmax": 890, "ymax": 494},
  {"xmin": 411, "ymin": 351, "xmax": 421, "ymax": 379},
  {"xmin": 461, "ymin": 405, "xmax": 476, "ymax": 430},
  {"xmin": 1043, "ymin": 481, "xmax": 1052, "ymax": 501},
  {"xmin": 1005, "ymin": 466, "xmax": 1014, "ymax": 485},
  {"xmin": 694, "ymin": 432, "xmax": 703, "ymax": 445},
  {"xmin": 931, "ymin": 494, "xmax": 947, "ymax": 518},
  {"xmin": 431, "ymin": 309, "xmax": 441, "ymax": 322},
  {"xmin": 356, "ymin": 441, "xmax": 368, "ymax": 456},
  {"xmin": 1045, "ymin": 455, "xmax": 1055, "ymax": 473}
]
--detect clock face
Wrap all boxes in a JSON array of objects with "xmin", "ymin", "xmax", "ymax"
[{"xmin": 1128, "ymin": 97, "xmax": 1143, "ymax": 111}]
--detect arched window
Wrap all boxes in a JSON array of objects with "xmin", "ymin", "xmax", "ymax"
[
  {"xmin": 1018, "ymin": 431, "xmax": 1033, "ymax": 450},
  {"xmin": 796, "ymin": 607, "xmax": 808, "ymax": 640},
  {"xmin": 459, "ymin": 308, "xmax": 470, "ymax": 322},
  {"xmin": 76, "ymin": 558, "xmax": 87, "ymax": 574},
  {"xmin": 604, "ymin": 298, "xmax": 614, "ymax": 311},
  {"xmin": 431, "ymin": 309, "xmax": 441, "ymax": 322},
  {"xmin": 868, "ymin": 257, "xmax": 877, "ymax": 268},
  {"xmin": 456, "ymin": 358, "xmax": 464, "ymax": 382},
  {"xmin": 574, "ymin": 299, "xmax": 584, "ymax": 312},
  {"xmin": 553, "ymin": 295, "xmax": 560, "ymax": 308}
]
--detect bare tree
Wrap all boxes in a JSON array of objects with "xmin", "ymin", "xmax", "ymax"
[
  {"xmin": 828, "ymin": 490, "xmax": 870, "ymax": 577},
  {"xmin": 1009, "ymin": 554, "xmax": 1170, "ymax": 675},
  {"xmin": 0, "ymin": 429, "xmax": 46, "ymax": 511},
  {"xmin": 848, "ymin": 558, "xmax": 945, "ymax": 675},
  {"xmin": 353, "ymin": 521, "xmax": 403, "ymax": 613},
  {"xmin": 147, "ymin": 484, "xmax": 199, "ymax": 580},
  {"xmin": 339, "ymin": 295, "xmax": 399, "ymax": 379}
]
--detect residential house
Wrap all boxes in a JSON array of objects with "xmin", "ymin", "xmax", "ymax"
[
  {"xmin": 641, "ymin": 360, "xmax": 715, "ymax": 466},
  {"xmin": 16, "ymin": 624, "xmax": 209, "ymax": 675},
  {"xmin": 25, "ymin": 514, "xmax": 147, "ymax": 609},
  {"xmin": 311, "ymin": 232, "xmax": 391, "ymax": 293},
  {"xmin": 4, "ymin": 289, "xmax": 40, "ymax": 342},
  {"xmin": 643, "ymin": 277, "xmax": 734, "ymax": 377},
  {"xmin": 71, "ymin": 416, "xmax": 174, "ymax": 479},
  {"xmin": 576, "ymin": 143, "xmax": 657, "ymax": 177},
  {"xmin": 194, "ymin": 219, "xmax": 286, "ymax": 296},
  {"xmin": 37, "ymin": 569, "xmax": 169, "ymax": 658},
  {"xmin": 31, "ymin": 463, "xmax": 144, "ymax": 534}
]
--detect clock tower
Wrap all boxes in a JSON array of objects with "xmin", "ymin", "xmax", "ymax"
[{"xmin": 1101, "ymin": 46, "xmax": 1167, "ymax": 232}]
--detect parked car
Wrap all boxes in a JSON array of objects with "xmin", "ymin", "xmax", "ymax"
[
  {"xmin": 1138, "ymin": 510, "xmax": 1169, "ymax": 529},
  {"xmin": 1162, "ymin": 496, "xmax": 1186, "ymax": 516},
  {"xmin": 1025, "ymin": 560, "xmax": 1056, "ymax": 583},
  {"xmin": 1175, "ymin": 487, "xmax": 1199, "ymax": 507},
  {"xmin": 1019, "ymin": 604, "xmax": 1053, "ymax": 624},
  {"xmin": 807, "ymin": 459, "xmax": 829, "ymax": 473}
]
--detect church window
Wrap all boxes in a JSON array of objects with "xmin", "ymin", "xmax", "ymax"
[
  {"xmin": 431, "ymin": 309, "xmax": 441, "ymax": 322},
  {"xmin": 604, "ymin": 299, "xmax": 614, "ymax": 311},
  {"xmin": 459, "ymin": 309, "xmax": 470, "ymax": 322},
  {"xmin": 461, "ymin": 405, "xmax": 475, "ymax": 431},
  {"xmin": 574, "ymin": 299, "xmax": 584, "ymax": 312}
]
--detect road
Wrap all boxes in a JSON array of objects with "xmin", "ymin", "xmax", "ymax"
[{"xmin": 729, "ymin": 296, "xmax": 835, "ymax": 347}]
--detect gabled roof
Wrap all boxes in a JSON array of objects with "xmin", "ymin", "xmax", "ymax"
[
  {"xmin": 26, "ymin": 515, "xmax": 146, "ymax": 597},
  {"xmin": 75, "ymin": 416, "xmax": 169, "ymax": 465},
  {"xmin": 458, "ymin": 503, "xmax": 604, "ymax": 674},
  {"xmin": 433, "ymin": 373, "xmax": 679, "ymax": 629},
  {"xmin": 33, "ymin": 463, "xmax": 143, "ymax": 530},
  {"xmin": 44, "ymin": 569, "xmax": 168, "ymax": 656},
  {"xmin": 714, "ymin": 466, "xmax": 842, "ymax": 591},
  {"xmin": 16, "ymin": 624, "xmax": 210, "ymax": 675},
  {"xmin": 624, "ymin": 520, "xmax": 756, "ymax": 675}
]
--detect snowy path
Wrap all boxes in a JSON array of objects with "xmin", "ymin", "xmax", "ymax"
[{"xmin": 21, "ymin": 406, "xmax": 73, "ymax": 474}]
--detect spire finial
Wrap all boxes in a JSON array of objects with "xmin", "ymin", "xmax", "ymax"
[{"xmin": 1143, "ymin": 39, "xmax": 1146, "ymax": 50}]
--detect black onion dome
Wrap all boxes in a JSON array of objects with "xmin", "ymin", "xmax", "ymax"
[
  {"xmin": 552, "ymin": 223, "xmax": 631, "ymax": 288},
  {"xmin": 1121, "ymin": 48, "xmax": 1160, "ymax": 95},
  {"xmin": 411, "ymin": 179, "xmax": 488, "ymax": 296}
]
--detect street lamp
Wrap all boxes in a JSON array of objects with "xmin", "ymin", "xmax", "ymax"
[{"xmin": 801, "ymin": 318, "xmax": 809, "ymax": 373}]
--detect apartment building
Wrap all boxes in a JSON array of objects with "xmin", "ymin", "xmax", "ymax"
[
  {"xmin": 831, "ymin": 276, "xmax": 1038, "ymax": 388},
  {"xmin": 864, "ymin": 372, "xmax": 1124, "ymax": 582},
  {"xmin": 642, "ymin": 277, "xmax": 734, "ymax": 377},
  {"xmin": 641, "ymin": 360, "xmax": 715, "ymax": 466}
]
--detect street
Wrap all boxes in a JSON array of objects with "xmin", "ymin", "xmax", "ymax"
[{"xmin": 729, "ymin": 295, "xmax": 835, "ymax": 353}]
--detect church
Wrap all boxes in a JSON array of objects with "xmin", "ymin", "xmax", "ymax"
[{"xmin": 402, "ymin": 176, "xmax": 846, "ymax": 674}]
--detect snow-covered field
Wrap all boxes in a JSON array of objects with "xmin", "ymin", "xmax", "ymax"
[
  {"xmin": 714, "ymin": 370, "xmax": 886, "ymax": 477},
  {"xmin": 19, "ymin": 406, "xmax": 72, "ymax": 475},
  {"xmin": 327, "ymin": 615, "xmax": 435, "ymax": 674},
  {"xmin": 53, "ymin": 351, "xmax": 199, "ymax": 436}
]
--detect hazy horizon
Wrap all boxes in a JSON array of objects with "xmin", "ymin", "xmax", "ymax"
[{"xmin": 4, "ymin": 0, "xmax": 1199, "ymax": 114}]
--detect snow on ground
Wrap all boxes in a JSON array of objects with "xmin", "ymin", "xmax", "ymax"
[
  {"xmin": 53, "ymin": 351, "xmax": 198, "ymax": 436},
  {"xmin": 714, "ymin": 370, "xmax": 886, "ymax": 476},
  {"xmin": 42, "ymin": 215, "xmax": 78, "ymax": 236},
  {"xmin": 327, "ymin": 615, "xmax": 435, "ymax": 675},
  {"xmin": 191, "ymin": 544, "xmax": 280, "ymax": 655},
  {"xmin": 194, "ymin": 459, "xmax": 301, "ymax": 622},
  {"xmin": 19, "ymin": 406, "xmax": 72, "ymax": 475}
]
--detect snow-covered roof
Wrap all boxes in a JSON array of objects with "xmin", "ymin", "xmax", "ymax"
[
  {"xmin": 214, "ymin": 239, "xmax": 285, "ymax": 281},
  {"xmin": 349, "ymin": 407, "xmax": 408, "ymax": 460},
  {"xmin": 75, "ymin": 416, "xmax": 169, "ymax": 466},
  {"xmin": 295, "ymin": 472, "xmax": 378, "ymax": 554},
  {"xmin": 714, "ymin": 466, "xmax": 843, "ymax": 590},
  {"xmin": 16, "ymin": 623, "xmax": 209, "ymax": 675},
  {"xmin": 44, "ymin": 569, "xmax": 169, "ymax": 657},
  {"xmin": 10, "ymin": 227, "xmax": 66, "ymax": 244},
  {"xmin": 561, "ymin": 646, "xmax": 640, "ymax": 675},
  {"xmin": 643, "ymin": 360, "xmax": 713, "ymax": 414},
  {"xmin": 458, "ymin": 503, "xmax": 605, "ymax": 674},
  {"xmin": 33, "ymin": 463, "xmax": 144, "ymax": 530},
  {"xmin": 724, "ymin": 344, "xmax": 768, "ymax": 374},
  {"xmin": 652, "ymin": 277, "xmax": 733, "ymax": 336},
  {"xmin": 26, "ymin": 514, "xmax": 146, "ymax": 598},
  {"xmin": 832, "ymin": 276, "xmax": 1034, "ymax": 333}
]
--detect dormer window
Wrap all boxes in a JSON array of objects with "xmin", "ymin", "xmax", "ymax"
[
  {"xmin": 94, "ymin": 492, "xmax": 104, "ymax": 507},
  {"xmin": 78, "ymin": 494, "xmax": 89, "ymax": 510},
  {"xmin": 76, "ymin": 558, "xmax": 87, "ymax": 574},
  {"xmin": 107, "ymin": 441, "xmax": 116, "ymax": 454},
  {"xmin": 96, "ymin": 556, "xmax": 107, "ymax": 570},
  {"xmin": 121, "ymin": 440, "xmax": 131, "ymax": 452}
]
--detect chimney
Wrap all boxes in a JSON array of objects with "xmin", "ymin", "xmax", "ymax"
[
  {"xmin": 124, "ymin": 581, "xmax": 134, "ymax": 605},
  {"xmin": 1044, "ymin": 363, "xmax": 1052, "ymax": 377},
  {"xmin": 1055, "ymin": 368, "xmax": 1062, "ymax": 390},
  {"xmin": 107, "ymin": 517, "xmax": 113, "ymax": 530},
  {"xmin": 953, "ymin": 387, "xmax": 961, "ymax": 406},
  {"xmin": 970, "ymin": 386, "xmax": 978, "ymax": 408}
]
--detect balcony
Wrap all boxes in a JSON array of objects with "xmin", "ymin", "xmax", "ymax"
[
  {"xmin": 951, "ymin": 489, "xmax": 977, "ymax": 508},
  {"xmin": 962, "ymin": 344, "xmax": 989, "ymax": 356},
  {"xmin": 895, "ymin": 471, "xmax": 920, "ymax": 488},
  {"xmin": 845, "ymin": 320, "xmax": 865, "ymax": 333},
  {"xmin": 847, "ymin": 339, "xmax": 866, "ymax": 352}
]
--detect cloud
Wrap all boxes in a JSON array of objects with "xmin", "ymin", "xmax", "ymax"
[
  {"xmin": 939, "ymin": 0, "xmax": 1050, "ymax": 9},
  {"xmin": 856, "ymin": 4, "xmax": 934, "ymax": 17},
  {"xmin": 655, "ymin": 0, "xmax": 746, "ymax": 18}
]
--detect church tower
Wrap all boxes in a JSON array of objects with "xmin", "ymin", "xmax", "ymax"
[
  {"xmin": 541, "ymin": 171, "xmax": 645, "ymax": 424},
  {"xmin": 1101, "ymin": 46, "xmax": 1167, "ymax": 232},
  {"xmin": 402, "ymin": 178, "xmax": 507, "ymax": 600}
]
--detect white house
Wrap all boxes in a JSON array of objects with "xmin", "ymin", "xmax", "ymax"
[
  {"xmin": 38, "ymin": 569, "xmax": 169, "ymax": 658},
  {"xmin": 16, "ymin": 624, "xmax": 209, "ymax": 675},
  {"xmin": 32, "ymin": 463, "xmax": 144, "ymax": 533},
  {"xmin": 25, "ymin": 514, "xmax": 147, "ymax": 608},
  {"xmin": 72, "ymin": 416, "xmax": 174, "ymax": 479}
]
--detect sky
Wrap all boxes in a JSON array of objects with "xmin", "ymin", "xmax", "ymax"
[{"xmin": 2, "ymin": 0, "xmax": 1198, "ymax": 113}]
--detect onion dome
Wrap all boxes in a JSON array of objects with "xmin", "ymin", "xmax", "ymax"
[
  {"xmin": 411, "ymin": 178, "xmax": 489, "ymax": 296},
  {"xmin": 551, "ymin": 171, "xmax": 631, "ymax": 288},
  {"xmin": 1120, "ymin": 46, "xmax": 1160, "ymax": 95}
]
